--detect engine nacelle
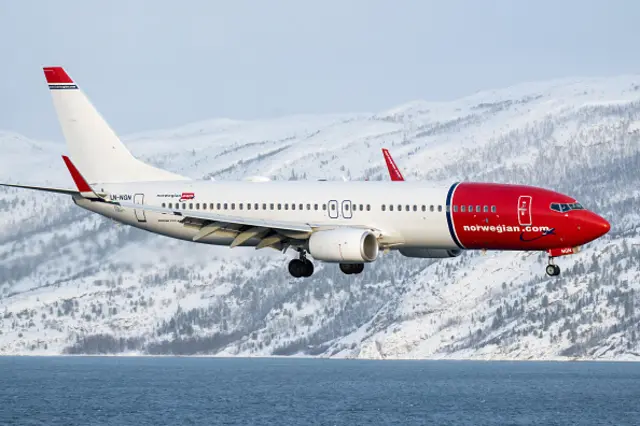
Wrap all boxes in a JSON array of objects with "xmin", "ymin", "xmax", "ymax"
[
  {"xmin": 398, "ymin": 248, "xmax": 462, "ymax": 258},
  {"xmin": 308, "ymin": 229, "xmax": 379, "ymax": 263}
]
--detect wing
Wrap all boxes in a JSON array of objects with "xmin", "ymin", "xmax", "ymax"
[
  {"xmin": 115, "ymin": 200, "xmax": 316, "ymax": 250},
  {"xmin": 113, "ymin": 201, "xmax": 399, "ymax": 251},
  {"xmin": 0, "ymin": 183, "xmax": 79, "ymax": 196}
]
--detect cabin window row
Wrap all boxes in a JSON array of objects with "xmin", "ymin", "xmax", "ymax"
[
  {"xmin": 160, "ymin": 202, "xmax": 372, "ymax": 212},
  {"xmin": 380, "ymin": 205, "xmax": 497, "ymax": 213}
]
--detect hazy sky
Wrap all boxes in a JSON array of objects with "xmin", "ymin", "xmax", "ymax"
[{"xmin": 1, "ymin": 0, "xmax": 638, "ymax": 140}]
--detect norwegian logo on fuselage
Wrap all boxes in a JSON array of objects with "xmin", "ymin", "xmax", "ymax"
[
  {"xmin": 108, "ymin": 194, "xmax": 132, "ymax": 201},
  {"xmin": 180, "ymin": 192, "xmax": 195, "ymax": 201}
]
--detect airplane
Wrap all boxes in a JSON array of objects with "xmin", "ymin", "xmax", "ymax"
[{"xmin": 0, "ymin": 67, "xmax": 611, "ymax": 278}]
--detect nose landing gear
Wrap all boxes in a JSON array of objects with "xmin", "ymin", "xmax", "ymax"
[
  {"xmin": 288, "ymin": 250, "xmax": 314, "ymax": 278},
  {"xmin": 546, "ymin": 263, "xmax": 561, "ymax": 276},
  {"xmin": 546, "ymin": 257, "xmax": 561, "ymax": 277}
]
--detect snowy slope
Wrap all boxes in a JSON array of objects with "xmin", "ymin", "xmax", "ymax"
[{"xmin": 1, "ymin": 76, "xmax": 640, "ymax": 359}]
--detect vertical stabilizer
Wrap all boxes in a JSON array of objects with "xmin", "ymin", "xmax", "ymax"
[{"xmin": 43, "ymin": 67, "xmax": 188, "ymax": 184}]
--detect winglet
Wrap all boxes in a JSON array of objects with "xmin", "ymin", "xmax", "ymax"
[
  {"xmin": 62, "ymin": 156, "xmax": 100, "ymax": 198},
  {"xmin": 381, "ymin": 148, "xmax": 405, "ymax": 181}
]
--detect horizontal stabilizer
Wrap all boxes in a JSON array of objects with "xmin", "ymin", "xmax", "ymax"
[{"xmin": 0, "ymin": 183, "xmax": 78, "ymax": 196}]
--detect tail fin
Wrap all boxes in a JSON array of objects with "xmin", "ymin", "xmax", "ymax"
[
  {"xmin": 381, "ymin": 148, "xmax": 404, "ymax": 181},
  {"xmin": 43, "ymin": 67, "xmax": 188, "ymax": 184}
]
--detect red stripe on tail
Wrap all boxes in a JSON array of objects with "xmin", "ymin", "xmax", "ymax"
[
  {"xmin": 61, "ymin": 156, "xmax": 92, "ymax": 193},
  {"xmin": 43, "ymin": 67, "xmax": 73, "ymax": 84}
]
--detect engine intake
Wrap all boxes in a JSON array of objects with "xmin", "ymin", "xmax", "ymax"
[
  {"xmin": 309, "ymin": 229, "xmax": 379, "ymax": 263},
  {"xmin": 398, "ymin": 248, "xmax": 462, "ymax": 258}
]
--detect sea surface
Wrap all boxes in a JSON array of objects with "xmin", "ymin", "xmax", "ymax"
[{"xmin": 1, "ymin": 357, "xmax": 639, "ymax": 425}]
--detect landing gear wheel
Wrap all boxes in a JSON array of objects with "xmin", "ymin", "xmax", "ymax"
[
  {"xmin": 545, "ymin": 264, "xmax": 561, "ymax": 277},
  {"xmin": 339, "ymin": 263, "xmax": 365, "ymax": 275},
  {"xmin": 289, "ymin": 250, "xmax": 314, "ymax": 278},
  {"xmin": 545, "ymin": 264, "xmax": 556, "ymax": 276},
  {"xmin": 289, "ymin": 259, "xmax": 306, "ymax": 278},
  {"xmin": 301, "ymin": 260, "xmax": 314, "ymax": 277}
]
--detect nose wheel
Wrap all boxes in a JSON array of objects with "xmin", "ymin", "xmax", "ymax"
[
  {"xmin": 546, "ymin": 260, "xmax": 561, "ymax": 277},
  {"xmin": 288, "ymin": 250, "xmax": 314, "ymax": 278}
]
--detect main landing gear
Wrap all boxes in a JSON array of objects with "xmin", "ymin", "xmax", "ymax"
[
  {"xmin": 546, "ymin": 259, "xmax": 561, "ymax": 277},
  {"xmin": 339, "ymin": 263, "xmax": 364, "ymax": 275},
  {"xmin": 288, "ymin": 250, "xmax": 314, "ymax": 278}
]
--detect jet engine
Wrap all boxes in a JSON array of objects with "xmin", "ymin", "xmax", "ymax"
[
  {"xmin": 308, "ymin": 229, "xmax": 379, "ymax": 263},
  {"xmin": 398, "ymin": 248, "xmax": 462, "ymax": 258}
]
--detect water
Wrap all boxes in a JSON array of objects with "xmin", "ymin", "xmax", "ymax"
[{"xmin": 1, "ymin": 357, "xmax": 639, "ymax": 425}]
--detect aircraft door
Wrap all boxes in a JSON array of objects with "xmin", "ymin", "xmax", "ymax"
[
  {"xmin": 517, "ymin": 195, "xmax": 532, "ymax": 226},
  {"xmin": 341, "ymin": 200, "xmax": 352, "ymax": 219},
  {"xmin": 133, "ymin": 193, "xmax": 147, "ymax": 223},
  {"xmin": 328, "ymin": 200, "xmax": 339, "ymax": 219}
]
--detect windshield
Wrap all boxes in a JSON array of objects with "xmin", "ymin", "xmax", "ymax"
[{"xmin": 550, "ymin": 202, "xmax": 584, "ymax": 213}]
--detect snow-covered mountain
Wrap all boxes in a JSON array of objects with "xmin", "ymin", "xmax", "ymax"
[{"xmin": 1, "ymin": 76, "xmax": 640, "ymax": 359}]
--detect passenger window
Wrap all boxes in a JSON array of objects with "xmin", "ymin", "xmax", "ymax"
[
  {"xmin": 360, "ymin": 204, "xmax": 364, "ymax": 211},
  {"xmin": 453, "ymin": 205, "xmax": 458, "ymax": 212},
  {"xmin": 382, "ymin": 205, "xmax": 386, "ymax": 211},
  {"xmin": 483, "ymin": 205, "xmax": 488, "ymax": 213},
  {"xmin": 461, "ymin": 205, "xmax": 465, "ymax": 212},
  {"xmin": 231, "ymin": 203, "xmax": 235, "ymax": 210},
  {"xmin": 278, "ymin": 203, "xmax": 282, "ymax": 210},
  {"xmin": 491, "ymin": 206, "xmax": 496, "ymax": 213},
  {"xmin": 366, "ymin": 204, "xmax": 371, "ymax": 211},
  {"xmin": 390, "ymin": 205, "xmax": 394, "ymax": 211},
  {"xmin": 421, "ymin": 205, "xmax": 426, "ymax": 212},
  {"xmin": 270, "ymin": 203, "xmax": 274, "ymax": 210},
  {"xmin": 430, "ymin": 205, "xmax": 434, "ymax": 212},
  {"xmin": 239, "ymin": 203, "xmax": 243, "ymax": 210},
  {"xmin": 438, "ymin": 205, "xmax": 442, "ymax": 212},
  {"xmin": 299, "ymin": 203, "xmax": 303, "ymax": 210},
  {"xmin": 398, "ymin": 205, "xmax": 402, "ymax": 211},
  {"xmin": 255, "ymin": 203, "xmax": 259, "ymax": 210},
  {"xmin": 345, "ymin": 204, "xmax": 349, "ymax": 211},
  {"xmin": 217, "ymin": 203, "xmax": 221, "ymax": 210},
  {"xmin": 262, "ymin": 203, "xmax": 266, "ymax": 210},
  {"xmin": 168, "ymin": 203, "xmax": 172, "ymax": 209},
  {"xmin": 210, "ymin": 203, "xmax": 214, "ymax": 210},
  {"xmin": 307, "ymin": 203, "xmax": 311, "ymax": 210},
  {"xmin": 331, "ymin": 204, "xmax": 336, "ymax": 211},
  {"xmin": 189, "ymin": 203, "xmax": 193, "ymax": 209},
  {"xmin": 182, "ymin": 203, "xmax": 186, "ymax": 209},
  {"xmin": 195, "ymin": 203, "xmax": 199, "ymax": 209},
  {"xmin": 247, "ymin": 203, "xmax": 251, "ymax": 210},
  {"xmin": 413, "ymin": 205, "xmax": 417, "ymax": 212},
  {"xmin": 203, "ymin": 203, "xmax": 207, "ymax": 210},
  {"xmin": 291, "ymin": 204, "xmax": 295, "ymax": 210},
  {"xmin": 224, "ymin": 203, "xmax": 228, "ymax": 210},
  {"xmin": 468, "ymin": 205, "xmax": 473, "ymax": 212},
  {"xmin": 323, "ymin": 204, "xmax": 327, "ymax": 210},
  {"xmin": 405, "ymin": 205, "xmax": 410, "ymax": 211},
  {"xmin": 314, "ymin": 204, "xmax": 318, "ymax": 210},
  {"xmin": 162, "ymin": 203, "xmax": 166, "ymax": 208},
  {"xmin": 284, "ymin": 204, "xmax": 289, "ymax": 210},
  {"xmin": 476, "ymin": 205, "xmax": 481, "ymax": 212}
]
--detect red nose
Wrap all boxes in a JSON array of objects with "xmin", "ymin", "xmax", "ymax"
[{"xmin": 579, "ymin": 212, "xmax": 610, "ymax": 242}]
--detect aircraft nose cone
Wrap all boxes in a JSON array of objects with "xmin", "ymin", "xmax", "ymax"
[{"xmin": 580, "ymin": 212, "xmax": 610, "ymax": 242}]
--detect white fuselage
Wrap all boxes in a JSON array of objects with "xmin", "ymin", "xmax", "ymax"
[{"xmin": 76, "ymin": 180, "xmax": 459, "ymax": 250}]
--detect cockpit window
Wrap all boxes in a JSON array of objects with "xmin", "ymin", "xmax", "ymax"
[{"xmin": 550, "ymin": 202, "xmax": 584, "ymax": 213}]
